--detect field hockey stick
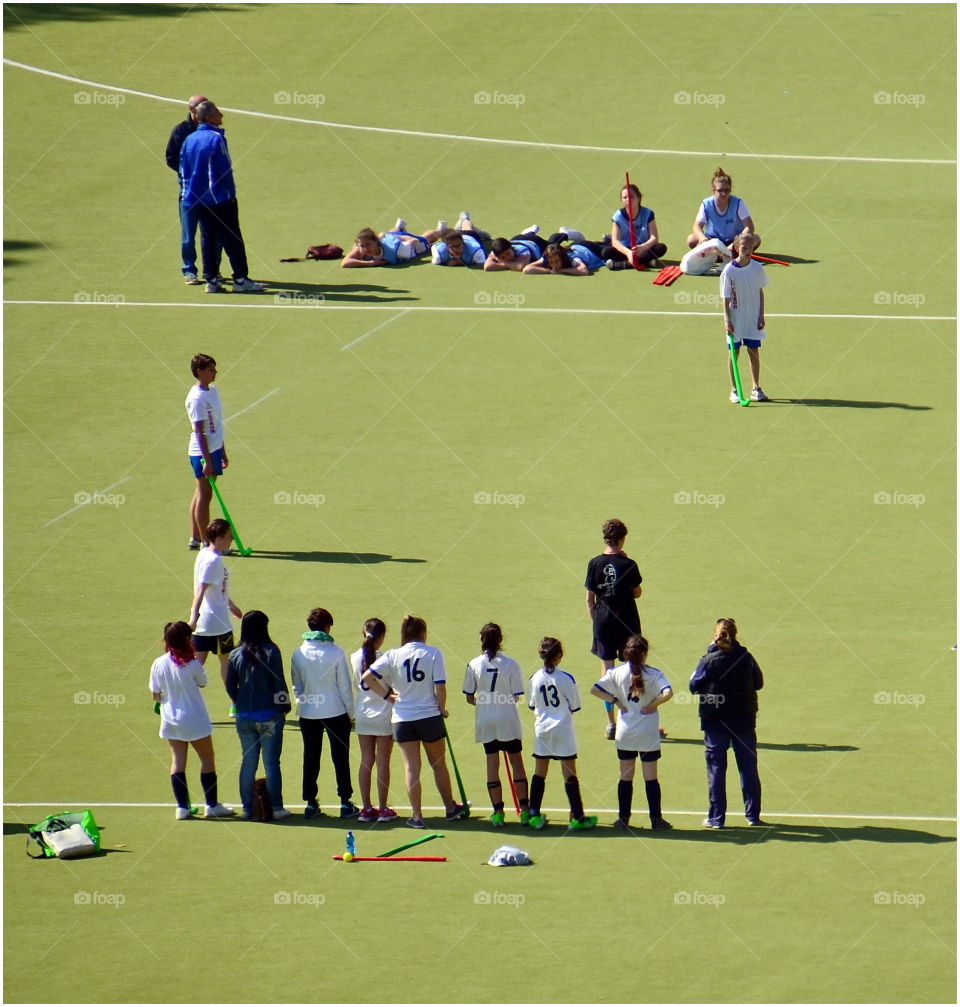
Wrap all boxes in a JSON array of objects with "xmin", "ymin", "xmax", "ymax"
[
  {"xmin": 207, "ymin": 476, "xmax": 253, "ymax": 556},
  {"xmin": 727, "ymin": 335, "xmax": 750, "ymax": 407},
  {"xmin": 503, "ymin": 751, "xmax": 521, "ymax": 815},
  {"xmin": 333, "ymin": 855, "xmax": 447, "ymax": 862},
  {"xmin": 443, "ymin": 724, "xmax": 470, "ymax": 816},
  {"xmin": 376, "ymin": 833, "xmax": 444, "ymax": 858},
  {"xmin": 624, "ymin": 171, "xmax": 642, "ymax": 271},
  {"xmin": 751, "ymin": 254, "xmax": 790, "ymax": 266}
]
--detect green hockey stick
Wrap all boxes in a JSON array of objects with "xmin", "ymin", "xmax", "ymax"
[
  {"xmin": 727, "ymin": 335, "xmax": 750, "ymax": 407},
  {"xmin": 208, "ymin": 476, "xmax": 253, "ymax": 555}
]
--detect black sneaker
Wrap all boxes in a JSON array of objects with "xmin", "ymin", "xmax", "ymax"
[
  {"xmin": 650, "ymin": 818, "xmax": 673, "ymax": 831},
  {"xmin": 445, "ymin": 803, "xmax": 468, "ymax": 821},
  {"xmin": 304, "ymin": 802, "xmax": 322, "ymax": 819},
  {"xmin": 606, "ymin": 259, "xmax": 633, "ymax": 271},
  {"xmin": 339, "ymin": 802, "xmax": 360, "ymax": 819}
]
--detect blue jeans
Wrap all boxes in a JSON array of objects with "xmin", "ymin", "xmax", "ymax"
[
  {"xmin": 702, "ymin": 720, "xmax": 761, "ymax": 826},
  {"xmin": 236, "ymin": 716, "xmax": 285, "ymax": 811},
  {"xmin": 179, "ymin": 198, "xmax": 221, "ymax": 277}
]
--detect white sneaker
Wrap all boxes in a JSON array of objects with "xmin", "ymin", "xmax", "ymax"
[
  {"xmin": 232, "ymin": 278, "xmax": 263, "ymax": 293},
  {"xmin": 437, "ymin": 219, "xmax": 448, "ymax": 231},
  {"xmin": 204, "ymin": 279, "xmax": 222, "ymax": 294},
  {"xmin": 393, "ymin": 218, "xmax": 407, "ymax": 232},
  {"xmin": 521, "ymin": 224, "xmax": 540, "ymax": 235},
  {"xmin": 729, "ymin": 389, "xmax": 740, "ymax": 403},
  {"xmin": 204, "ymin": 803, "xmax": 235, "ymax": 818},
  {"xmin": 750, "ymin": 387, "xmax": 769, "ymax": 402},
  {"xmin": 272, "ymin": 807, "xmax": 292, "ymax": 820},
  {"xmin": 184, "ymin": 273, "xmax": 200, "ymax": 285},
  {"xmin": 175, "ymin": 806, "xmax": 194, "ymax": 820}
]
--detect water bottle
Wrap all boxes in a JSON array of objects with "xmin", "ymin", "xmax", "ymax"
[{"xmin": 345, "ymin": 830, "xmax": 356, "ymax": 857}]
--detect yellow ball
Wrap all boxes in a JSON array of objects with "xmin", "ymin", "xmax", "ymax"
[{"xmin": 342, "ymin": 852, "xmax": 354, "ymax": 862}]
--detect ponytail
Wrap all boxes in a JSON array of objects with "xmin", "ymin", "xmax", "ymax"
[
  {"xmin": 714, "ymin": 618, "xmax": 738, "ymax": 650},
  {"xmin": 624, "ymin": 634, "xmax": 649, "ymax": 700},
  {"xmin": 538, "ymin": 637, "xmax": 563, "ymax": 669},
  {"xmin": 360, "ymin": 618, "xmax": 386, "ymax": 673},
  {"xmin": 479, "ymin": 622, "xmax": 502, "ymax": 660}
]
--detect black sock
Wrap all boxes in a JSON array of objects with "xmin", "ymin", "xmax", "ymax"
[
  {"xmin": 492, "ymin": 801, "xmax": 504, "ymax": 813},
  {"xmin": 564, "ymin": 776, "xmax": 584, "ymax": 820},
  {"xmin": 513, "ymin": 778, "xmax": 529, "ymax": 808},
  {"xmin": 171, "ymin": 772, "xmax": 190, "ymax": 809},
  {"xmin": 200, "ymin": 772, "xmax": 218, "ymax": 807},
  {"xmin": 618, "ymin": 780, "xmax": 634, "ymax": 821},
  {"xmin": 644, "ymin": 779, "xmax": 662, "ymax": 820},
  {"xmin": 529, "ymin": 774, "xmax": 546, "ymax": 815}
]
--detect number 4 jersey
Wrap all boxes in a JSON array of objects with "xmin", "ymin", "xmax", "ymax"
[
  {"xmin": 369, "ymin": 642, "xmax": 446, "ymax": 723},
  {"xmin": 462, "ymin": 652, "xmax": 525, "ymax": 743},
  {"xmin": 527, "ymin": 666, "xmax": 581, "ymax": 758}
]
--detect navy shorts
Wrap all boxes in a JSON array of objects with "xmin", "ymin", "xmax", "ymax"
[
  {"xmin": 190, "ymin": 447, "xmax": 225, "ymax": 478},
  {"xmin": 192, "ymin": 631, "xmax": 234, "ymax": 655},
  {"xmin": 730, "ymin": 338, "xmax": 762, "ymax": 350},
  {"xmin": 394, "ymin": 715, "xmax": 446, "ymax": 744},
  {"xmin": 482, "ymin": 738, "xmax": 523, "ymax": 755},
  {"xmin": 532, "ymin": 752, "xmax": 577, "ymax": 761},
  {"xmin": 616, "ymin": 748, "xmax": 662, "ymax": 762}
]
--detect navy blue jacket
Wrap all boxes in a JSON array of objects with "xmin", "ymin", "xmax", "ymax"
[
  {"xmin": 689, "ymin": 642, "xmax": 763, "ymax": 725},
  {"xmin": 179, "ymin": 123, "xmax": 237, "ymax": 208}
]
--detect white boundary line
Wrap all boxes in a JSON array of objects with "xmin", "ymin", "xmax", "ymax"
[
  {"xmin": 4, "ymin": 801, "xmax": 955, "ymax": 823},
  {"xmin": 340, "ymin": 309, "xmax": 411, "ymax": 351},
  {"xmin": 226, "ymin": 387, "xmax": 280, "ymax": 422},
  {"xmin": 3, "ymin": 58, "xmax": 954, "ymax": 167},
  {"xmin": 3, "ymin": 299, "xmax": 954, "ymax": 323},
  {"xmin": 42, "ymin": 476, "xmax": 131, "ymax": 528}
]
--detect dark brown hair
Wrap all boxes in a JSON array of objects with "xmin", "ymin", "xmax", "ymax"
[
  {"xmin": 624, "ymin": 634, "xmax": 649, "ymax": 699},
  {"xmin": 602, "ymin": 518, "xmax": 628, "ymax": 545},
  {"xmin": 538, "ymin": 637, "xmax": 563, "ymax": 669},
  {"xmin": 360, "ymin": 618, "xmax": 386, "ymax": 672},
  {"xmin": 400, "ymin": 614, "xmax": 427, "ymax": 645},
  {"xmin": 714, "ymin": 618, "xmax": 738, "ymax": 650},
  {"xmin": 307, "ymin": 608, "xmax": 333, "ymax": 632},
  {"xmin": 479, "ymin": 623, "xmax": 502, "ymax": 660},
  {"xmin": 164, "ymin": 621, "xmax": 196, "ymax": 666},
  {"xmin": 190, "ymin": 353, "xmax": 216, "ymax": 378}
]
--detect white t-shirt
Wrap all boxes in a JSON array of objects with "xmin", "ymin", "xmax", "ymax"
[
  {"xmin": 193, "ymin": 548, "xmax": 232, "ymax": 635},
  {"xmin": 720, "ymin": 259, "xmax": 769, "ymax": 342},
  {"xmin": 291, "ymin": 638, "xmax": 355, "ymax": 720},
  {"xmin": 185, "ymin": 384, "xmax": 224, "ymax": 455},
  {"xmin": 462, "ymin": 652, "xmax": 524, "ymax": 744},
  {"xmin": 369, "ymin": 642, "xmax": 445, "ymax": 723},
  {"xmin": 149, "ymin": 654, "xmax": 212, "ymax": 741},
  {"xmin": 351, "ymin": 648, "xmax": 393, "ymax": 735},
  {"xmin": 595, "ymin": 664, "xmax": 671, "ymax": 752},
  {"xmin": 528, "ymin": 667, "xmax": 580, "ymax": 757}
]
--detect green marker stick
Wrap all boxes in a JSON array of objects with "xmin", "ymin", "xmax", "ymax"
[
  {"xmin": 727, "ymin": 336, "xmax": 750, "ymax": 407},
  {"xmin": 208, "ymin": 476, "xmax": 253, "ymax": 555},
  {"xmin": 376, "ymin": 833, "xmax": 444, "ymax": 858}
]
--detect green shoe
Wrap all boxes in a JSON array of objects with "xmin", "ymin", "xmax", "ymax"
[
  {"xmin": 529, "ymin": 813, "xmax": 548, "ymax": 830},
  {"xmin": 490, "ymin": 810, "xmax": 506, "ymax": 827},
  {"xmin": 519, "ymin": 809, "xmax": 531, "ymax": 826},
  {"xmin": 569, "ymin": 815, "xmax": 598, "ymax": 831}
]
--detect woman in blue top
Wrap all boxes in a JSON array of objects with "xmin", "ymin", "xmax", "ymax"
[
  {"xmin": 226, "ymin": 610, "xmax": 293, "ymax": 819},
  {"xmin": 342, "ymin": 219, "xmax": 445, "ymax": 267},
  {"xmin": 686, "ymin": 167, "xmax": 758, "ymax": 250},
  {"xmin": 523, "ymin": 241, "xmax": 605, "ymax": 275},
  {"xmin": 606, "ymin": 183, "xmax": 667, "ymax": 270}
]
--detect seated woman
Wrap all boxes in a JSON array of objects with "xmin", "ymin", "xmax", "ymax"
[
  {"xmin": 686, "ymin": 167, "xmax": 759, "ymax": 251},
  {"xmin": 603, "ymin": 183, "xmax": 667, "ymax": 270},
  {"xmin": 523, "ymin": 240, "xmax": 605, "ymax": 275},
  {"xmin": 342, "ymin": 218, "xmax": 445, "ymax": 268}
]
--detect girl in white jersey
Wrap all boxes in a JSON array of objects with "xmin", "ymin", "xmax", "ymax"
[
  {"xmin": 351, "ymin": 618, "xmax": 397, "ymax": 823},
  {"xmin": 361, "ymin": 614, "xmax": 467, "ymax": 829},
  {"xmin": 526, "ymin": 637, "xmax": 597, "ymax": 831},
  {"xmin": 462, "ymin": 623, "xmax": 530, "ymax": 826},
  {"xmin": 590, "ymin": 634, "xmax": 673, "ymax": 830}
]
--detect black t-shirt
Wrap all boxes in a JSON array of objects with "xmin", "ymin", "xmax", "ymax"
[{"xmin": 584, "ymin": 552, "xmax": 642, "ymax": 632}]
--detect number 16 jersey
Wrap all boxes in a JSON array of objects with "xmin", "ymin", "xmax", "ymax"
[
  {"xmin": 369, "ymin": 642, "xmax": 445, "ymax": 723},
  {"xmin": 527, "ymin": 666, "xmax": 580, "ymax": 758}
]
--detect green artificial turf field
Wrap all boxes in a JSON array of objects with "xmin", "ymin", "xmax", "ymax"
[{"xmin": 3, "ymin": 3, "xmax": 956, "ymax": 1004}]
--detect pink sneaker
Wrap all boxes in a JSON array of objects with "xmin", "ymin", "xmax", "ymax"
[
  {"xmin": 377, "ymin": 807, "xmax": 398, "ymax": 822},
  {"xmin": 357, "ymin": 807, "xmax": 378, "ymax": 822}
]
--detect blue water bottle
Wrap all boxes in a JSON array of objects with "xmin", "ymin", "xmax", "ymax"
[{"xmin": 346, "ymin": 830, "xmax": 356, "ymax": 857}]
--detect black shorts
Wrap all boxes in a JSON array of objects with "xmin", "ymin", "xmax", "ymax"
[
  {"xmin": 591, "ymin": 619, "xmax": 640, "ymax": 662},
  {"xmin": 616, "ymin": 748, "xmax": 661, "ymax": 763},
  {"xmin": 394, "ymin": 715, "xmax": 446, "ymax": 745},
  {"xmin": 192, "ymin": 631, "xmax": 234, "ymax": 655},
  {"xmin": 532, "ymin": 752, "xmax": 577, "ymax": 762},
  {"xmin": 482, "ymin": 738, "xmax": 523, "ymax": 755}
]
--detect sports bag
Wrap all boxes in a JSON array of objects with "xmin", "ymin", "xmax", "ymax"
[{"xmin": 27, "ymin": 810, "xmax": 101, "ymax": 859}]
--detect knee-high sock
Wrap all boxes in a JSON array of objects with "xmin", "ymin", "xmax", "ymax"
[
  {"xmin": 564, "ymin": 776, "xmax": 584, "ymax": 820},
  {"xmin": 171, "ymin": 772, "xmax": 190, "ymax": 809},
  {"xmin": 618, "ymin": 780, "xmax": 633, "ymax": 821},
  {"xmin": 644, "ymin": 779, "xmax": 662, "ymax": 820},
  {"xmin": 200, "ymin": 771, "xmax": 218, "ymax": 807},
  {"xmin": 529, "ymin": 774, "xmax": 546, "ymax": 816}
]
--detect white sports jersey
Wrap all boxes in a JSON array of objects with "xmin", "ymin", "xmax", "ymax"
[
  {"xmin": 185, "ymin": 384, "xmax": 224, "ymax": 455},
  {"xmin": 720, "ymin": 258, "xmax": 768, "ymax": 342},
  {"xmin": 351, "ymin": 648, "xmax": 393, "ymax": 736},
  {"xmin": 595, "ymin": 664, "xmax": 671, "ymax": 752},
  {"xmin": 369, "ymin": 641, "xmax": 445, "ymax": 723},
  {"xmin": 462, "ymin": 652, "xmax": 524, "ymax": 743},
  {"xmin": 528, "ymin": 666, "xmax": 580, "ymax": 757},
  {"xmin": 149, "ymin": 655, "xmax": 212, "ymax": 741},
  {"xmin": 193, "ymin": 547, "xmax": 232, "ymax": 635}
]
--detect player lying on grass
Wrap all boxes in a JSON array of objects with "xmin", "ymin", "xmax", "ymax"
[
  {"xmin": 523, "ymin": 240, "xmax": 605, "ymax": 275},
  {"xmin": 341, "ymin": 219, "xmax": 445, "ymax": 267},
  {"xmin": 431, "ymin": 211, "xmax": 491, "ymax": 266},
  {"xmin": 482, "ymin": 226, "xmax": 552, "ymax": 271}
]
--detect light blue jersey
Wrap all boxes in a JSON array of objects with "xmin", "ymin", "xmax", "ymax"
[
  {"xmin": 569, "ymin": 243, "xmax": 604, "ymax": 271},
  {"xmin": 379, "ymin": 230, "xmax": 428, "ymax": 264},
  {"xmin": 699, "ymin": 196, "xmax": 747, "ymax": 244},
  {"xmin": 432, "ymin": 233, "xmax": 485, "ymax": 266},
  {"xmin": 612, "ymin": 206, "xmax": 654, "ymax": 245}
]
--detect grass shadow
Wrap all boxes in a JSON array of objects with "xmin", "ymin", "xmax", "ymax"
[
  {"xmin": 4, "ymin": 4, "xmax": 242, "ymax": 29},
  {"xmin": 264, "ymin": 280, "xmax": 418, "ymax": 304},
  {"xmin": 626, "ymin": 822, "xmax": 956, "ymax": 845},
  {"xmin": 662, "ymin": 736, "xmax": 859, "ymax": 753},
  {"xmin": 770, "ymin": 398, "xmax": 931, "ymax": 410},
  {"xmin": 244, "ymin": 549, "xmax": 425, "ymax": 564}
]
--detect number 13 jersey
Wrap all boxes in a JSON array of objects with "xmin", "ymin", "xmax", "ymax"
[{"xmin": 527, "ymin": 667, "xmax": 581, "ymax": 757}]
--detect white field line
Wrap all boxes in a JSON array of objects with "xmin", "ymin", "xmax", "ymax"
[
  {"xmin": 42, "ymin": 476, "xmax": 131, "ymax": 528},
  {"xmin": 226, "ymin": 387, "xmax": 280, "ymax": 422},
  {"xmin": 3, "ymin": 58, "xmax": 955, "ymax": 167},
  {"xmin": 4, "ymin": 801, "xmax": 955, "ymax": 824},
  {"xmin": 4, "ymin": 300, "xmax": 955, "ymax": 323},
  {"xmin": 340, "ymin": 309, "xmax": 411, "ymax": 351}
]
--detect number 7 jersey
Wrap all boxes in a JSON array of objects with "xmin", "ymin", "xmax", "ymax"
[
  {"xmin": 527, "ymin": 667, "xmax": 581, "ymax": 755},
  {"xmin": 462, "ymin": 652, "xmax": 525, "ymax": 743}
]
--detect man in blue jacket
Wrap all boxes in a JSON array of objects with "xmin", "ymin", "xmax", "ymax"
[{"xmin": 179, "ymin": 101, "xmax": 262, "ymax": 294}]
